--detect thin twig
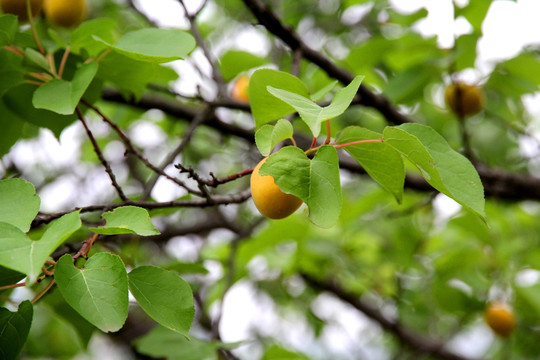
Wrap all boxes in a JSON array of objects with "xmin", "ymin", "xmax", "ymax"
[
  {"xmin": 81, "ymin": 99, "xmax": 203, "ymax": 197},
  {"xmin": 58, "ymin": 46, "xmax": 71, "ymax": 79},
  {"xmin": 142, "ymin": 106, "xmax": 212, "ymax": 200},
  {"xmin": 76, "ymin": 107, "xmax": 129, "ymax": 201}
]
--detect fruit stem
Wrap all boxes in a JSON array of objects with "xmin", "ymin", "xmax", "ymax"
[
  {"xmin": 26, "ymin": 0, "xmax": 44, "ymax": 55},
  {"xmin": 32, "ymin": 279, "xmax": 55, "ymax": 303},
  {"xmin": 58, "ymin": 46, "xmax": 71, "ymax": 79},
  {"xmin": 324, "ymin": 120, "xmax": 331, "ymax": 144},
  {"xmin": 0, "ymin": 282, "xmax": 26, "ymax": 291},
  {"xmin": 333, "ymin": 138, "xmax": 383, "ymax": 149},
  {"xmin": 3, "ymin": 45, "xmax": 24, "ymax": 57}
]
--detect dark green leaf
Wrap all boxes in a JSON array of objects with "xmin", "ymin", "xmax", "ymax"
[
  {"xmin": 0, "ymin": 14, "xmax": 17, "ymax": 46},
  {"xmin": 0, "ymin": 301, "xmax": 33, "ymax": 360}
]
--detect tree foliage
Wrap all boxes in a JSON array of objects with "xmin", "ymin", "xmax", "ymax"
[{"xmin": 1, "ymin": 0, "xmax": 540, "ymax": 359}]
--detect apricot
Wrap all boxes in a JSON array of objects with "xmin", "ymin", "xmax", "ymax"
[
  {"xmin": 1, "ymin": 0, "xmax": 43, "ymax": 21},
  {"xmin": 231, "ymin": 75, "xmax": 250, "ymax": 103},
  {"xmin": 444, "ymin": 81, "xmax": 483, "ymax": 118},
  {"xmin": 250, "ymin": 157, "xmax": 302, "ymax": 219},
  {"xmin": 485, "ymin": 301, "xmax": 516, "ymax": 337},
  {"xmin": 43, "ymin": 0, "xmax": 86, "ymax": 27}
]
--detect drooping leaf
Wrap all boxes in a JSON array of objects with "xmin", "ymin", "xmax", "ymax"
[
  {"xmin": 33, "ymin": 62, "xmax": 98, "ymax": 115},
  {"xmin": 133, "ymin": 326, "xmax": 241, "ymax": 360},
  {"xmin": 94, "ymin": 28, "xmax": 196, "ymax": 63},
  {"xmin": 0, "ymin": 211, "xmax": 81, "ymax": 282},
  {"xmin": 0, "ymin": 300, "xmax": 33, "ymax": 360},
  {"xmin": 0, "ymin": 178, "xmax": 40, "ymax": 232},
  {"xmin": 249, "ymin": 69, "xmax": 310, "ymax": 128},
  {"xmin": 260, "ymin": 146, "xmax": 342, "ymax": 228},
  {"xmin": 255, "ymin": 119, "xmax": 294, "ymax": 156},
  {"xmin": 383, "ymin": 124, "xmax": 485, "ymax": 218},
  {"xmin": 267, "ymin": 75, "xmax": 363, "ymax": 136},
  {"xmin": 89, "ymin": 206, "xmax": 159, "ymax": 236},
  {"xmin": 55, "ymin": 253, "xmax": 129, "ymax": 333},
  {"xmin": 337, "ymin": 126, "xmax": 404, "ymax": 203},
  {"xmin": 24, "ymin": 48, "xmax": 49, "ymax": 71},
  {"xmin": 220, "ymin": 50, "xmax": 267, "ymax": 81},
  {"xmin": 128, "ymin": 266, "xmax": 194, "ymax": 336}
]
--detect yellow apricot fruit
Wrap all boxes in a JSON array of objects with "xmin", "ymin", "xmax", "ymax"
[
  {"xmin": 484, "ymin": 301, "xmax": 516, "ymax": 337},
  {"xmin": 43, "ymin": 0, "xmax": 86, "ymax": 27},
  {"xmin": 250, "ymin": 157, "xmax": 303, "ymax": 219},
  {"xmin": 444, "ymin": 81, "xmax": 483, "ymax": 118},
  {"xmin": 231, "ymin": 75, "xmax": 250, "ymax": 103},
  {"xmin": 1, "ymin": 0, "xmax": 43, "ymax": 21}
]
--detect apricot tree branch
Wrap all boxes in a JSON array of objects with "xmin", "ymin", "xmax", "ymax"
[
  {"xmin": 76, "ymin": 107, "xmax": 129, "ymax": 201},
  {"xmin": 302, "ymin": 273, "xmax": 479, "ymax": 360}
]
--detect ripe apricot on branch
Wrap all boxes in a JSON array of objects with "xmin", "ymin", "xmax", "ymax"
[
  {"xmin": 43, "ymin": 0, "xmax": 86, "ymax": 27},
  {"xmin": 231, "ymin": 75, "xmax": 250, "ymax": 103},
  {"xmin": 250, "ymin": 157, "xmax": 303, "ymax": 219},
  {"xmin": 444, "ymin": 81, "xmax": 483, "ymax": 118},
  {"xmin": 485, "ymin": 301, "xmax": 516, "ymax": 337},
  {"xmin": 1, "ymin": 0, "xmax": 43, "ymax": 21}
]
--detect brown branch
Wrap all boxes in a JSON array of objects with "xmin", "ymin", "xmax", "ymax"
[
  {"xmin": 76, "ymin": 107, "xmax": 129, "ymax": 201},
  {"xmin": 32, "ymin": 189, "xmax": 252, "ymax": 226},
  {"xmin": 302, "ymin": 274, "xmax": 479, "ymax": 360},
  {"xmin": 142, "ymin": 106, "xmax": 212, "ymax": 200},
  {"xmin": 240, "ymin": 0, "xmax": 411, "ymax": 126},
  {"xmin": 81, "ymin": 99, "xmax": 203, "ymax": 197}
]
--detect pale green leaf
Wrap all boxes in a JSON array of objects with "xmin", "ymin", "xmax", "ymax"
[
  {"xmin": 89, "ymin": 206, "xmax": 159, "ymax": 236},
  {"xmin": 255, "ymin": 119, "xmax": 294, "ymax": 156},
  {"xmin": 128, "ymin": 266, "xmax": 194, "ymax": 336},
  {"xmin": 55, "ymin": 253, "xmax": 129, "ymax": 333},
  {"xmin": 94, "ymin": 28, "xmax": 195, "ymax": 63},
  {"xmin": 0, "ymin": 178, "xmax": 40, "ymax": 232}
]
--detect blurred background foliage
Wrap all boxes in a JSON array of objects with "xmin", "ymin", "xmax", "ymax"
[{"xmin": 2, "ymin": 0, "xmax": 540, "ymax": 359}]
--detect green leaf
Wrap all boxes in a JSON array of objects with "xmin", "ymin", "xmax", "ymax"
[
  {"xmin": 383, "ymin": 65, "xmax": 435, "ymax": 104},
  {"xmin": 337, "ymin": 126, "xmax": 404, "ymax": 203},
  {"xmin": 220, "ymin": 50, "xmax": 267, "ymax": 81},
  {"xmin": 133, "ymin": 326, "xmax": 241, "ymax": 360},
  {"xmin": 261, "ymin": 146, "xmax": 342, "ymax": 228},
  {"xmin": 0, "ymin": 300, "xmax": 33, "ymax": 360},
  {"xmin": 0, "ymin": 211, "xmax": 81, "ymax": 282},
  {"xmin": 4, "ymin": 84, "xmax": 77, "ymax": 137},
  {"xmin": 128, "ymin": 266, "xmax": 194, "ymax": 336},
  {"xmin": 33, "ymin": 62, "xmax": 98, "ymax": 115},
  {"xmin": 310, "ymin": 80, "xmax": 338, "ymax": 101},
  {"xmin": 97, "ymin": 52, "xmax": 178, "ymax": 100},
  {"xmin": 267, "ymin": 75, "xmax": 363, "ymax": 136},
  {"xmin": 0, "ymin": 266, "xmax": 24, "ymax": 287},
  {"xmin": 249, "ymin": 69, "xmax": 310, "ymax": 128},
  {"xmin": 0, "ymin": 14, "xmax": 18, "ymax": 46},
  {"xmin": 455, "ymin": 33, "xmax": 479, "ymax": 71},
  {"xmin": 255, "ymin": 119, "xmax": 294, "ymax": 156},
  {"xmin": 89, "ymin": 206, "xmax": 159, "ymax": 236},
  {"xmin": 70, "ymin": 18, "xmax": 117, "ymax": 57},
  {"xmin": 94, "ymin": 28, "xmax": 196, "ymax": 63},
  {"xmin": 0, "ymin": 178, "xmax": 40, "ymax": 232},
  {"xmin": 55, "ymin": 253, "xmax": 129, "ymax": 333},
  {"xmin": 164, "ymin": 262, "xmax": 209, "ymax": 275},
  {"xmin": 383, "ymin": 124, "xmax": 485, "ymax": 218},
  {"xmin": 24, "ymin": 48, "xmax": 49, "ymax": 71}
]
